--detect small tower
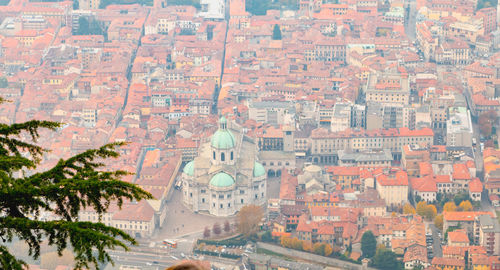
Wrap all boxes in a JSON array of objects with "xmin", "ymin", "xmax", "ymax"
[{"xmin": 210, "ymin": 116, "xmax": 236, "ymax": 166}]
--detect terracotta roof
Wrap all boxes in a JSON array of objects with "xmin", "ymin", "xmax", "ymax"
[
  {"xmin": 444, "ymin": 211, "xmax": 493, "ymax": 222},
  {"xmin": 448, "ymin": 229, "xmax": 469, "ymax": 243},
  {"xmin": 469, "ymin": 178, "xmax": 483, "ymax": 193},
  {"xmin": 432, "ymin": 257, "xmax": 465, "ymax": 267}
]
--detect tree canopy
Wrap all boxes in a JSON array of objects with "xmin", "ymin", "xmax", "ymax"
[
  {"xmin": 75, "ymin": 17, "xmax": 105, "ymax": 36},
  {"xmin": 0, "ymin": 102, "xmax": 151, "ymax": 269},
  {"xmin": 272, "ymin": 24, "xmax": 282, "ymax": 40},
  {"xmin": 403, "ymin": 203, "xmax": 416, "ymax": 215},
  {"xmin": 237, "ymin": 205, "xmax": 263, "ymax": 237},
  {"xmin": 372, "ymin": 248, "xmax": 403, "ymax": 270},
  {"xmin": 443, "ymin": 201, "xmax": 457, "ymax": 212},
  {"xmin": 416, "ymin": 201, "xmax": 437, "ymax": 220},
  {"xmin": 361, "ymin": 230, "xmax": 376, "ymax": 258}
]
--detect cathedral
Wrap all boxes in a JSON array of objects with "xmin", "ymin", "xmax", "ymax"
[{"xmin": 182, "ymin": 116, "xmax": 267, "ymax": 216}]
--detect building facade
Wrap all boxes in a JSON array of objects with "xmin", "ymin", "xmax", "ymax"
[{"xmin": 182, "ymin": 117, "xmax": 267, "ymax": 216}]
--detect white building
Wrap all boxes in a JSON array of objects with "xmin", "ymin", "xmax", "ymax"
[
  {"xmin": 198, "ymin": 0, "xmax": 225, "ymax": 20},
  {"xmin": 182, "ymin": 117, "xmax": 267, "ymax": 216},
  {"xmin": 330, "ymin": 103, "xmax": 351, "ymax": 132},
  {"xmin": 446, "ymin": 107, "xmax": 473, "ymax": 147}
]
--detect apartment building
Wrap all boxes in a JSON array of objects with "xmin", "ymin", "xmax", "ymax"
[
  {"xmin": 446, "ymin": 107, "xmax": 473, "ymax": 148},
  {"xmin": 365, "ymin": 73, "xmax": 410, "ymax": 107},
  {"xmin": 309, "ymin": 127, "xmax": 433, "ymax": 164},
  {"xmin": 474, "ymin": 214, "xmax": 500, "ymax": 256}
]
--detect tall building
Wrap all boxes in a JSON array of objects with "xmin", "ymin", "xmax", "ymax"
[
  {"xmin": 446, "ymin": 107, "xmax": 473, "ymax": 147},
  {"xmin": 182, "ymin": 117, "xmax": 267, "ymax": 216}
]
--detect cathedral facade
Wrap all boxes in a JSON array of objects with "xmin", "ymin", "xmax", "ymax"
[{"xmin": 182, "ymin": 117, "xmax": 267, "ymax": 216}]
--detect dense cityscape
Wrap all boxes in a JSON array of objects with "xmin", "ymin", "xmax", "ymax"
[{"xmin": 1, "ymin": 0, "xmax": 500, "ymax": 269}]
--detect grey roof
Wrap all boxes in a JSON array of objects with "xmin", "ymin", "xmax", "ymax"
[
  {"xmin": 251, "ymin": 101, "xmax": 292, "ymax": 109},
  {"xmin": 338, "ymin": 149, "xmax": 393, "ymax": 162},
  {"xmin": 478, "ymin": 214, "xmax": 500, "ymax": 233}
]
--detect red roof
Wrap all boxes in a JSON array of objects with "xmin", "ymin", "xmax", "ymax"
[
  {"xmin": 452, "ymin": 163, "xmax": 471, "ymax": 180},
  {"xmin": 377, "ymin": 170, "xmax": 408, "ymax": 186},
  {"xmin": 448, "ymin": 229, "xmax": 469, "ymax": 243},
  {"xmin": 469, "ymin": 178, "xmax": 483, "ymax": 193},
  {"xmin": 410, "ymin": 176, "xmax": 437, "ymax": 192}
]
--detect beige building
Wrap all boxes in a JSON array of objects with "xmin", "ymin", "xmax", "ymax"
[
  {"xmin": 182, "ymin": 117, "xmax": 267, "ymax": 216},
  {"xmin": 79, "ymin": 200, "xmax": 155, "ymax": 238},
  {"xmin": 365, "ymin": 73, "xmax": 410, "ymax": 107},
  {"xmin": 375, "ymin": 170, "xmax": 409, "ymax": 207},
  {"xmin": 309, "ymin": 127, "xmax": 434, "ymax": 164}
]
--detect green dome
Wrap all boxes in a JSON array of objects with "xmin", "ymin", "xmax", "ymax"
[
  {"xmin": 211, "ymin": 129, "xmax": 235, "ymax": 149},
  {"xmin": 183, "ymin": 161, "xmax": 194, "ymax": 176},
  {"xmin": 253, "ymin": 161, "xmax": 266, "ymax": 177},
  {"xmin": 219, "ymin": 116, "xmax": 227, "ymax": 125},
  {"xmin": 209, "ymin": 172, "xmax": 235, "ymax": 188}
]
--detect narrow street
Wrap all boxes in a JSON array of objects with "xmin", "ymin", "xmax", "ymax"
[{"xmin": 404, "ymin": 0, "xmax": 417, "ymax": 41}]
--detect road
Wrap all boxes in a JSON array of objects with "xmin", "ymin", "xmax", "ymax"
[
  {"xmin": 428, "ymin": 224, "xmax": 442, "ymax": 258},
  {"xmin": 405, "ymin": 0, "xmax": 417, "ymax": 41},
  {"xmin": 108, "ymin": 249, "xmax": 176, "ymax": 268}
]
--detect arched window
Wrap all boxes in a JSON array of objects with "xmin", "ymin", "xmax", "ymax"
[
  {"xmin": 221, "ymin": 152, "xmax": 225, "ymax": 161},
  {"xmin": 231, "ymin": 151, "xmax": 234, "ymax": 160},
  {"xmin": 213, "ymin": 151, "xmax": 216, "ymax": 160}
]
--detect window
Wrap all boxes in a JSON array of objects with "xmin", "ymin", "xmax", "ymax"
[
  {"xmin": 231, "ymin": 151, "xmax": 234, "ymax": 160},
  {"xmin": 190, "ymin": 193, "xmax": 193, "ymax": 198},
  {"xmin": 213, "ymin": 203, "xmax": 215, "ymax": 207},
  {"xmin": 240, "ymin": 190, "xmax": 244, "ymax": 194},
  {"xmin": 221, "ymin": 152, "xmax": 225, "ymax": 161},
  {"xmin": 228, "ymin": 203, "xmax": 231, "ymax": 207},
  {"xmin": 219, "ymin": 194, "xmax": 224, "ymax": 199},
  {"xmin": 227, "ymin": 194, "xmax": 231, "ymax": 199},
  {"xmin": 201, "ymin": 189, "xmax": 206, "ymax": 194},
  {"xmin": 213, "ymin": 151, "xmax": 216, "ymax": 160},
  {"xmin": 212, "ymin": 194, "xmax": 216, "ymax": 198},
  {"xmin": 220, "ymin": 204, "xmax": 223, "ymax": 208},
  {"xmin": 202, "ymin": 198, "xmax": 205, "ymax": 203},
  {"xmin": 241, "ymin": 199, "xmax": 244, "ymax": 203}
]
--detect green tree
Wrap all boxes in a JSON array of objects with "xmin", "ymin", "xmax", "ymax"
[
  {"xmin": 272, "ymin": 24, "xmax": 282, "ymax": 40},
  {"xmin": 361, "ymin": 231, "xmax": 377, "ymax": 258},
  {"xmin": 372, "ymin": 248, "xmax": 402, "ymax": 270},
  {"xmin": 261, "ymin": 231, "xmax": 272, "ymax": 242},
  {"xmin": 0, "ymin": 102, "xmax": 152, "ymax": 269},
  {"xmin": 76, "ymin": 17, "xmax": 105, "ymax": 36}
]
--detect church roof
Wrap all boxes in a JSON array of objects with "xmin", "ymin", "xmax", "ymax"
[
  {"xmin": 211, "ymin": 117, "xmax": 235, "ymax": 149},
  {"xmin": 210, "ymin": 172, "xmax": 235, "ymax": 187},
  {"xmin": 253, "ymin": 161, "xmax": 266, "ymax": 177},
  {"xmin": 211, "ymin": 129, "xmax": 235, "ymax": 149},
  {"xmin": 183, "ymin": 160, "xmax": 194, "ymax": 176}
]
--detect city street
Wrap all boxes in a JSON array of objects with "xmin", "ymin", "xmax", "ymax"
[{"xmin": 428, "ymin": 224, "xmax": 443, "ymax": 258}]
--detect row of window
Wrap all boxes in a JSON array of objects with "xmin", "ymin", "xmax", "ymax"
[{"xmin": 213, "ymin": 151, "xmax": 234, "ymax": 161}]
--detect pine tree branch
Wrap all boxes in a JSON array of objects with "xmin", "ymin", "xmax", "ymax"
[
  {"xmin": 0, "ymin": 217, "xmax": 135, "ymax": 269},
  {"xmin": 24, "ymin": 143, "xmax": 152, "ymax": 221},
  {"xmin": 0, "ymin": 245, "xmax": 25, "ymax": 270}
]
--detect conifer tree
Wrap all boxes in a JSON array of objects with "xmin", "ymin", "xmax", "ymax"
[{"xmin": 0, "ymin": 99, "xmax": 151, "ymax": 269}]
